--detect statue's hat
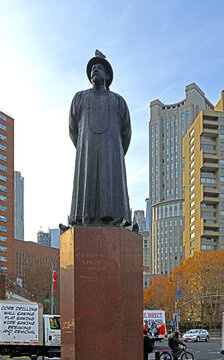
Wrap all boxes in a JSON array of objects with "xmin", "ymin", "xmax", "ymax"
[{"xmin": 87, "ymin": 50, "xmax": 113, "ymax": 89}]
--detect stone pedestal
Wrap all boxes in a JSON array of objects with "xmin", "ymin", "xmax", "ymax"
[{"xmin": 60, "ymin": 226, "xmax": 143, "ymax": 360}]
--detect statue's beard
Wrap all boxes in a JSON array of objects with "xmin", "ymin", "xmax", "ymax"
[{"xmin": 91, "ymin": 74, "xmax": 104, "ymax": 86}]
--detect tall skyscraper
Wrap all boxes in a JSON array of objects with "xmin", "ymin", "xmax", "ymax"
[
  {"xmin": 133, "ymin": 210, "xmax": 146, "ymax": 233},
  {"xmin": 149, "ymin": 83, "xmax": 213, "ymax": 275},
  {"xmin": 14, "ymin": 171, "xmax": 24, "ymax": 240},
  {"xmin": 0, "ymin": 110, "xmax": 14, "ymax": 275},
  {"xmin": 183, "ymin": 91, "xmax": 224, "ymax": 258},
  {"xmin": 145, "ymin": 198, "xmax": 150, "ymax": 231}
]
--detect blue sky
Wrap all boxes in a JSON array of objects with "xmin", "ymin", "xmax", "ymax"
[{"xmin": 0, "ymin": 0, "xmax": 224, "ymax": 242}]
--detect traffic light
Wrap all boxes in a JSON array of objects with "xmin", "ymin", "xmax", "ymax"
[{"xmin": 175, "ymin": 302, "xmax": 178, "ymax": 309}]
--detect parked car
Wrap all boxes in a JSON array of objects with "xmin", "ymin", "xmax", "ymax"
[{"xmin": 183, "ymin": 329, "xmax": 209, "ymax": 342}]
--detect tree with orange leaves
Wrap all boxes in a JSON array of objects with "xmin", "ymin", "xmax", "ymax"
[
  {"xmin": 144, "ymin": 250, "xmax": 224, "ymax": 329},
  {"xmin": 144, "ymin": 275, "xmax": 167, "ymax": 309},
  {"xmin": 177, "ymin": 250, "xmax": 224, "ymax": 329}
]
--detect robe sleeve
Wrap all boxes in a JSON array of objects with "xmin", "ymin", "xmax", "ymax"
[
  {"xmin": 69, "ymin": 92, "xmax": 82, "ymax": 148},
  {"xmin": 119, "ymin": 95, "xmax": 132, "ymax": 155}
]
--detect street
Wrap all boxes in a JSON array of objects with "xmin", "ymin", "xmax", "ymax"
[
  {"xmin": 1, "ymin": 339, "xmax": 223, "ymax": 360},
  {"xmin": 153, "ymin": 338, "xmax": 224, "ymax": 360}
]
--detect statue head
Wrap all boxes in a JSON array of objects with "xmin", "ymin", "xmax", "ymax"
[{"xmin": 87, "ymin": 50, "xmax": 113, "ymax": 90}]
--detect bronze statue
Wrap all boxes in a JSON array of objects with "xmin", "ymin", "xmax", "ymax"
[{"xmin": 69, "ymin": 50, "xmax": 131, "ymax": 226}]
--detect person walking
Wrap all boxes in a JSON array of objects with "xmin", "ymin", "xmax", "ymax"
[{"xmin": 143, "ymin": 329, "xmax": 154, "ymax": 360}]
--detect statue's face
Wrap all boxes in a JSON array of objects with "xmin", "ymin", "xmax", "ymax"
[{"xmin": 91, "ymin": 63, "xmax": 108, "ymax": 86}]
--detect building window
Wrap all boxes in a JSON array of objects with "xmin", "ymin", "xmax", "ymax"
[
  {"xmin": 189, "ymin": 137, "xmax": 194, "ymax": 146},
  {"xmin": 0, "ymin": 236, "xmax": 6, "ymax": 241},
  {"xmin": 0, "ymin": 225, "xmax": 7, "ymax": 232},
  {"xmin": 190, "ymin": 129, "xmax": 194, "ymax": 137},
  {"xmin": 0, "ymin": 266, "xmax": 7, "ymax": 271},
  {"xmin": 0, "ymin": 124, "xmax": 7, "ymax": 132},
  {"xmin": 190, "ymin": 200, "xmax": 195, "ymax": 207},
  {"xmin": 190, "ymin": 193, "xmax": 195, "ymax": 200},
  {"xmin": 190, "ymin": 177, "xmax": 195, "ymax": 184},
  {"xmin": 201, "ymin": 244, "xmax": 216, "ymax": 250},
  {"xmin": 190, "ymin": 224, "xmax": 195, "ymax": 231},
  {"xmin": 0, "ymin": 165, "xmax": 7, "ymax": 172},
  {"xmin": 0, "ymin": 144, "xmax": 7, "ymax": 152},
  {"xmin": 0, "ymin": 185, "xmax": 7, "ymax": 192},
  {"xmin": 190, "ymin": 209, "xmax": 195, "ymax": 216},
  {"xmin": 0, "ymin": 114, "xmax": 7, "ymax": 121},
  {"xmin": 190, "ymin": 169, "xmax": 195, "ymax": 176},
  {"xmin": 0, "ymin": 255, "xmax": 7, "ymax": 262},
  {"xmin": 190, "ymin": 216, "xmax": 195, "ymax": 223},
  {"xmin": 201, "ymin": 169, "xmax": 216, "ymax": 176},
  {"xmin": 0, "ymin": 215, "xmax": 7, "ymax": 222},
  {"xmin": 0, "ymin": 134, "xmax": 7, "ymax": 142},
  {"xmin": 0, "ymin": 154, "xmax": 7, "ymax": 162},
  {"xmin": 201, "ymin": 144, "xmax": 216, "ymax": 150},
  {"xmin": 0, "ymin": 195, "xmax": 7, "ymax": 202},
  {"xmin": 201, "ymin": 136, "xmax": 216, "ymax": 142},
  {"xmin": 0, "ymin": 245, "xmax": 7, "ymax": 252},
  {"xmin": 190, "ymin": 248, "xmax": 195, "ymax": 255},
  {"xmin": 201, "ymin": 177, "xmax": 216, "ymax": 184},
  {"xmin": 0, "ymin": 175, "xmax": 6, "ymax": 183},
  {"xmin": 190, "ymin": 184, "xmax": 195, "ymax": 192},
  {"xmin": 190, "ymin": 232, "xmax": 195, "ymax": 239},
  {"xmin": 201, "ymin": 211, "xmax": 216, "ymax": 217},
  {"xmin": 190, "ymin": 153, "xmax": 195, "ymax": 161},
  {"xmin": 190, "ymin": 145, "xmax": 194, "ymax": 153}
]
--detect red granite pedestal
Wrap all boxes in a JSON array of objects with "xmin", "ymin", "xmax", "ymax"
[{"xmin": 60, "ymin": 226, "xmax": 143, "ymax": 360}]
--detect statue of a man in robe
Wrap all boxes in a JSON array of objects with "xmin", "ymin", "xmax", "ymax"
[{"xmin": 69, "ymin": 50, "xmax": 131, "ymax": 227}]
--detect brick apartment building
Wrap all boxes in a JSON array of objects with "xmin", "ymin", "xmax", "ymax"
[
  {"xmin": 0, "ymin": 110, "xmax": 14, "ymax": 275},
  {"xmin": 15, "ymin": 239, "xmax": 60, "ymax": 280}
]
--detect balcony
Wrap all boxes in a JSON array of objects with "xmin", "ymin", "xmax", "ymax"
[
  {"xmin": 202, "ymin": 153, "xmax": 219, "ymax": 170},
  {"xmin": 203, "ymin": 116, "xmax": 219, "ymax": 131},
  {"xmin": 203, "ymin": 193, "xmax": 219, "ymax": 203},
  {"xmin": 203, "ymin": 220, "xmax": 219, "ymax": 228},
  {"xmin": 203, "ymin": 185, "xmax": 218, "ymax": 194},
  {"xmin": 203, "ymin": 228, "xmax": 219, "ymax": 237}
]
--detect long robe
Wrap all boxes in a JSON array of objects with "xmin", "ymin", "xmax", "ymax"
[{"xmin": 69, "ymin": 88, "xmax": 131, "ymax": 225}]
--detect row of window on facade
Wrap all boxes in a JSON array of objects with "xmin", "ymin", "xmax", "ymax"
[
  {"xmin": 0, "ymin": 112, "xmax": 7, "ymax": 239},
  {"xmin": 152, "ymin": 202, "xmax": 183, "ymax": 221},
  {"xmin": 151, "ymin": 112, "xmax": 189, "ymax": 133},
  {"xmin": 157, "ymin": 245, "xmax": 183, "ymax": 253},
  {"xmin": 0, "ymin": 127, "xmax": 8, "ymax": 240},
  {"xmin": 0, "ymin": 121, "xmax": 8, "ymax": 207}
]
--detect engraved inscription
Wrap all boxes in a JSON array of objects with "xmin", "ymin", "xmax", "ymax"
[{"xmin": 75, "ymin": 252, "xmax": 118, "ymax": 281}]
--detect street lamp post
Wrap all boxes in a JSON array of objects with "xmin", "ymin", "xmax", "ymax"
[
  {"xmin": 176, "ymin": 281, "xmax": 181, "ymax": 332},
  {"xmin": 169, "ymin": 276, "xmax": 188, "ymax": 332}
]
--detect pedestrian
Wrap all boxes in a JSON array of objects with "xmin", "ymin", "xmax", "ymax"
[{"xmin": 143, "ymin": 329, "xmax": 154, "ymax": 360}]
